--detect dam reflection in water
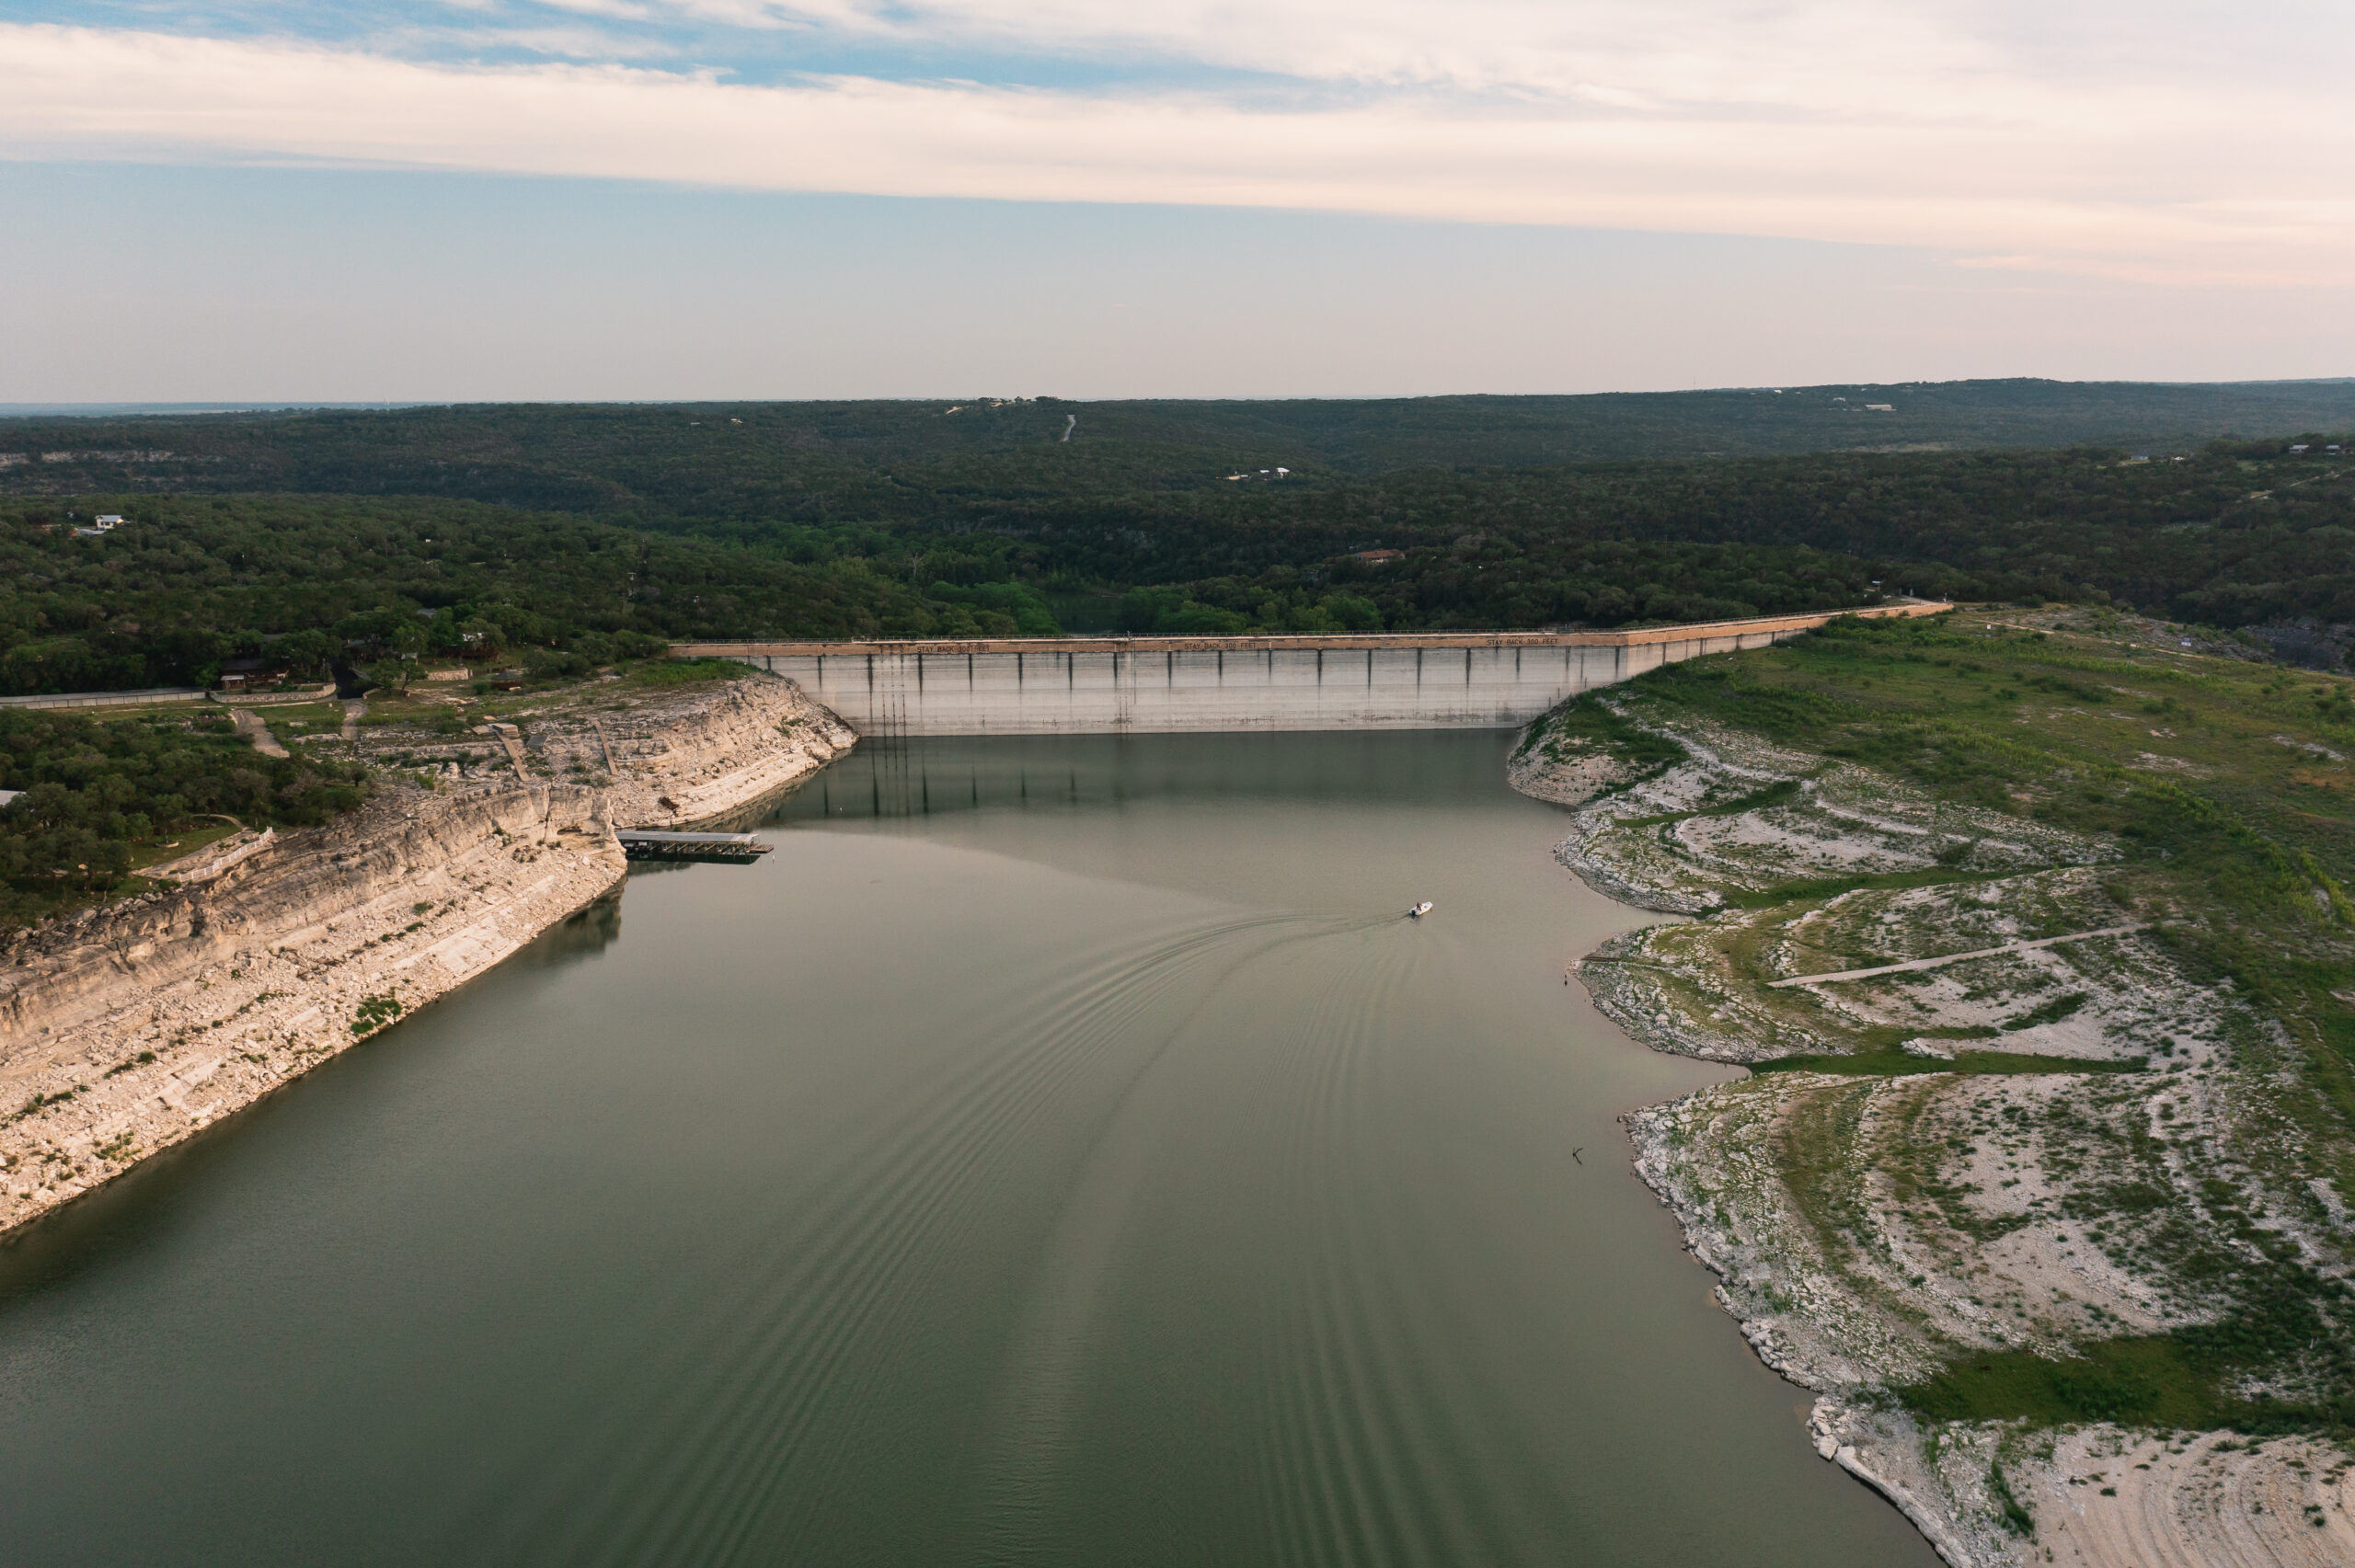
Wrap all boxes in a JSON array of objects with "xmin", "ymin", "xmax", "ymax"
[{"xmin": 0, "ymin": 733, "xmax": 1936, "ymax": 1568}]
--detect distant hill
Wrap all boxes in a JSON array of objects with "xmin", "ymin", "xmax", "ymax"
[
  {"xmin": 3, "ymin": 382, "xmax": 2350, "ymax": 695},
  {"xmin": 5, "ymin": 379, "xmax": 2354, "ymax": 517}
]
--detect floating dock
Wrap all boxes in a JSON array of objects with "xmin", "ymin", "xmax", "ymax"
[{"xmin": 617, "ymin": 830, "xmax": 773, "ymax": 864}]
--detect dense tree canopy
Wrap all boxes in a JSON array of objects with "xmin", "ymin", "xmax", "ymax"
[
  {"xmin": 0, "ymin": 707, "xmax": 369, "ymax": 926},
  {"xmin": 12, "ymin": 380, "xmax": 2355, "ymax": 506},
  {"xmin": 3, "ymin": 395, "xmax": 2350, "ymax": 696}
]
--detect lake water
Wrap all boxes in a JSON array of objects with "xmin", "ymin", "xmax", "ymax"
[{"xmin": 0, "ymin": 733, "xmax": 1936, "ymax": 1567}]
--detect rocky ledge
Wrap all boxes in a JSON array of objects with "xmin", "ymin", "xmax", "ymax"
[
  {"xmin": 0, "ymin": 671, "xmax": 855, "ymax": 1241},
  {"xmin": 1520, "ymin": 693, "xmax": 2352, "ymax": 1568}
]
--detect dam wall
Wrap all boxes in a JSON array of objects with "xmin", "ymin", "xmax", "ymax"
[{"xmin": 673, "ymin": 603, "xmax": 1947, "ymax": 737}]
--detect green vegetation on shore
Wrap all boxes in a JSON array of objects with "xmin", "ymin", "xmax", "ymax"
[
  {"xmin": 1631, "ymin": 613, "xmax": 2353, "ymax": 928},
  {"xmin": 0, "ymin": 706, "xmax": 370, "ymax": 930},
  {"xmin": 0, "ymin": 651, "xmax": 759, "ymax": 933},
  {"xmin": 1531, "ymin": 607, "xmax": 2355, "ymax": 1438}
]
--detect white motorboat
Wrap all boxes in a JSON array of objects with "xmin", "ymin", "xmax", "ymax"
[{"xmin": 1407, "ymin": 901, "xmax": 1434, "ymax": 918}]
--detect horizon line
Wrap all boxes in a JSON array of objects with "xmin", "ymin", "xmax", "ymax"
[{"xmin": 6, "ymin": 374, "xmax": 2355, "ymax": 420}]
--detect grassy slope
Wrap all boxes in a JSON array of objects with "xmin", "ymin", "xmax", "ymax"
[
  {"xmin": 1644, "ymin": 612, "xmax": 2352, "ymax": 1062},
  {"xmin": 1552, "ymin": 609, "xmax": 2355, "ymax": 1432}
]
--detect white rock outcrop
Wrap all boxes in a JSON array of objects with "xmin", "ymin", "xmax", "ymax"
[{"xmin": 0, "ymin": 671, "xmax": 856, "ymax": 1240}]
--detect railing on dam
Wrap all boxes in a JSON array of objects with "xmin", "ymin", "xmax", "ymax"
[{"xmin": 672, "ymin": 602, "xmax": 1948, "ymax": 737}]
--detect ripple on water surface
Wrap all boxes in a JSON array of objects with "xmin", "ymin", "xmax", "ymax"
[{"xmin": 0, "ymin": 733, "xmax": 1938, "ymax": 1568}]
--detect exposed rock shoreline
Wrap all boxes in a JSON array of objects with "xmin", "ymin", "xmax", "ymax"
[
  {"xmin": 1517, "ymin": 700, "xmax": 2355, "ymax": 1568},
  {"xmin": 0, "ymin": 671, "xmax": 854, "ymax": 1242}
]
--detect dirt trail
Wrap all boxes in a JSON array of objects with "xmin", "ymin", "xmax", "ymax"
[
  {"xmin": 228, "ymin": 708, "xmax": 289, "ymax": 759},
  {"xmin": 1765, "ymin": 923, "xmax": 2153, "ymax": 988},
  {"xmin": 488, "ymin": 722, "xmax": 529, "ymax": 780}
]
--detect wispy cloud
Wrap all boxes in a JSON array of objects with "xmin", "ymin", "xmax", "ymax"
[
  {"xmin": 532, "ymin": 0, "xmax": 661, "ymax": 22},
  {"xmin": 1, "ymin": 13, "xmax": 2349, "ymax": 284},
  {"xmin": 365, "ymin": 22, "xmax": 682, "ymax": 60},
  {"xmin": 574, "ymin": 0, "xmax": 2349, "ymax": 112}
]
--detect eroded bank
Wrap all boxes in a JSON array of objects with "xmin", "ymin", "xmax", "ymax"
[
  {"xmin": 0, "ymin": 671, "xmax": 855, "ymax": 1239},
  {"xmin": 1513, "ymin": 612, "xmax": 2355, "ymax": 1568}
]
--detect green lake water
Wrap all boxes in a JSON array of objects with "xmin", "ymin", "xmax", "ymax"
[{"xmin": 0, "ymin": 732, "xmax": 1936, "ymax": 1567}]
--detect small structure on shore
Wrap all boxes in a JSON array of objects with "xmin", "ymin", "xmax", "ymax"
[
  {"xmin": 218, "ymin": 656, "xmax": 293, "ymax": 692},
  {"xmin": 616, "ymin": 830, "xmax": 772, "ymax": 864}
]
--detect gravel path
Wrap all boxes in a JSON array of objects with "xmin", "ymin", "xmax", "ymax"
[
  {"xmin": 228, "ymin": 707, "xmax": 290, "ymax": 759},
  {"xmin": 1765, "ymin": 924, "xmax": 2152, "ymax": 988}
]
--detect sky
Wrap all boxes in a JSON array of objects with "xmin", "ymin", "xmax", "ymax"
[{"xmin": 2, "ymin": 2, "xmax": 2350, "ymax": 400}]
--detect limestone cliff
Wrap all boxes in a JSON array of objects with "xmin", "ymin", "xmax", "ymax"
[
  {"xmin": 0, "ymin": 671, "xmax": 857, "ymax": 1240},
  {"xmin": 0, "ymin": 782, "xmax": 623, "ymax": 1233},
  {"xmin": 578, "ymin": 674, "xmax": 856, "ymax": 829}
]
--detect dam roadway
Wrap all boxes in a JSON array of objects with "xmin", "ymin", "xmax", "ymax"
[{"xmin": 673, "ymin": 601, "xmax": 1948, "ymax": 737}]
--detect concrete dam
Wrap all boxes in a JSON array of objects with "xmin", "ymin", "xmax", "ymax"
[{"xmin": 673, "ymin": 603, "xmax": 1946, "ymax": 738}]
